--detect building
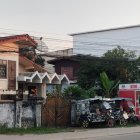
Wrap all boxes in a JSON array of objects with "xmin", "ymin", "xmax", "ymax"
[
  {"xmin": 71, "ymin": 25, "xmax": 140, "ymax": 56},
  {"xmin": 0, "ymin": 34, "xmax": 70, "ymax": 128},
  {"xmin": 47, "ymin": 56, "xmax": 80, "ymax": 82},
  {"xmin": 0, "ymin": 34, "xmax": 70, "ymax": 100}
]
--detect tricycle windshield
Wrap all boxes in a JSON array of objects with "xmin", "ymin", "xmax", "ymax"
[{"xmin": 103, "ymin": 101, "xmax": 111, "ymax": 109}]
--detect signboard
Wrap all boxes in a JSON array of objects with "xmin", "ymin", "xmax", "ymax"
[{"xmin": 119, "ymin": 83, "xmax": 140, "ymax": 90}]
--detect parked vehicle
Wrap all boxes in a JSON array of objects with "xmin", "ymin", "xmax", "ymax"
[
  {"xmin": 119, "ymin": 83, "xmax": 140, "ymax": 121},
  {"xmin": 107, "ymin": 97, "xmax": 135, "ymax": 126},
  {"xmin": 71, "ymin": 98, "xmax": 115, "ymax": 128}
]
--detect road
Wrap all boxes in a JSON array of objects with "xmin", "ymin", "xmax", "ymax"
[{"xmin": 0, "ymin": 126, "xmax": 140, "ymax": 140}]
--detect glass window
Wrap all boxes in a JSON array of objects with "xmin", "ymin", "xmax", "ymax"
[{"xmin": 0, "ymin": 60, "xmax": 7, "ymax": 78}]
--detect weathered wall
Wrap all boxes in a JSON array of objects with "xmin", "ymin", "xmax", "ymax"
[
  {"xmin": 0, "ymin": 101, "xmax": 42, "ymax": 128},
  {"xmin": 0, "ymin": 102, "xmax": 15, "ymax": 128}
]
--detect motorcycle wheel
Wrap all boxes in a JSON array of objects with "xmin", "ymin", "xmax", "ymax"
[
  {"xmin": 120, "ymin": 118, "xmax": 127, "ymax": 126},
  {"xmin": 80, "ymin": 119, "xmax": 89, "ymax": 128},
  {"xmin": 107, "ymin": 118, "xmax": 115, "ymax": 128}
]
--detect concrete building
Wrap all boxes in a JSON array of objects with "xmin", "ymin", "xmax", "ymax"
[
  {"xmin": 71, "ymin": 25, "xmax": 140, "ymax": 56},
  {"xmin": 0, "ymin": 34, "xmax": 70, "ymax": 128}
]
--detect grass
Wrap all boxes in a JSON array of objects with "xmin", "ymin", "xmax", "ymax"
[
  {"xmin": 0, "ymin": 127, "xmax": 74, "ymax": 135},
  {"xmin": 0, "ymin": 122, "xmax": 140, "ymax": 135}
]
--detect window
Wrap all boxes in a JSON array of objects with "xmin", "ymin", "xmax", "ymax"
[
  {"xmin": 139, "ymin": 96, "xmax": 140, "ymax": 107},
  {"xmin": 0, "ymin": 60, "xmax": 7, "ymax": 78}
]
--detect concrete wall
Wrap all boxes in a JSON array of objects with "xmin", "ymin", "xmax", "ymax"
[
  {"xmin": 0, "ymin": 42, "xmax": 19, "ymax": 90},
  {"xmin": 0, "ymin": 102, "xmax": 15, "ymax": 128},
  {"xmin": 0, "ymin": 101, "xmax": 42, "ymax": 128},
  {"xmin": 73, "ymin": 26, "xmax": 140, "ymax": 56}
]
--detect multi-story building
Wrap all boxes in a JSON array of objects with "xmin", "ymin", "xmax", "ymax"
[{"xmin": 71, "ymin": 25, "xmax": 140, "ymax": 56}]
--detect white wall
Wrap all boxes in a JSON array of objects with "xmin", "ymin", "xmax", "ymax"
[
  {"xmin": 73, "ymin": 27, "xmax": 140, "ymax": 56},
  {"xmin": 0, "ymin": 52, "xmax": 18, "ymax": 90},
  {"xmin": 35, "ymin": 35, "xmax": 73, "ymax": 52}
]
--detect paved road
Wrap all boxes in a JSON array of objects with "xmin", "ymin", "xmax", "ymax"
[{"xmin": 0, "ymin": 126, "xmax": 140, "ymax": 140}]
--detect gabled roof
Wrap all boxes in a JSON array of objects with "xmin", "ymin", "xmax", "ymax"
[
  {"xmin": 0, "ymin": 34, "xmax": 37, "ymax": 47},
  {"xmin": 19, "ymin": 56, "xmax": 47, "ymax": 73}
]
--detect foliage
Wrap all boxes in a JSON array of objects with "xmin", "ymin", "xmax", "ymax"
[
  {"xmin": 63, "ymin": 86, "xmax": 85, "ymax": 99},
  {"xmin": 63, "ymin": 85, "xmax": 98, "ymax": 99},
  {"xmin": 99, "ymin": 72, "xmax": 120, "ymax": 97},
  {"xmin": 77, "ymin": 48, "xmax": 139, "ymax": 91},
  {"xmin": 19, "ymin": 47, "xmax": 45, "ymax": 67},
  {"xmin": 77, "ymin": 59, "xmax": 104, "ymax": 89},
  {"xmin": 103, "ymin": 46, "xmax": 136, "ymax": 58},
  {"xmin": 85, "ymin": 87, "xmax": 98, "ymax": 98},
  {"xmin": 35, "ymin": 55, "xmax": 45, "ymax": 67}
]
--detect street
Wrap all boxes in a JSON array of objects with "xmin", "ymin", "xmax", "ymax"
[{"xmin": 0, "ymin": 126, "xmax": 140, "ymax": 140}]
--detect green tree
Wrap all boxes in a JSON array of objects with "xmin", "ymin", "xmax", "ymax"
[
  {"xmin": 103, "ymin": 46, "xmax": 139, "ymax": 82},
  {"xmin": 77, "ymin": 58, "xmax": 104, "ymax": 89},
  {"xmin": 100, "ymin": 72, "xmax": 120, "ymax": 97},
  {"xmin": 35, "ymin": 55, "xmax": 45, "ymax": 67},
  {"xmin": 19, "ymin": 47, "xmax": 45, "ymax": 67},
  {"xmin": 103, "ymin": 46, "xmax": 136, "ymax": 58}
]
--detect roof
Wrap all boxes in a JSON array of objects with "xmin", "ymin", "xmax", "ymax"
[
  {"xmin": 111, "ymin": 97, "xmax": 132, "ymax": 101},
  {"xmin": 70, "ymin": 25, "xmax": 140, "ymax": 36},
  {"xmin": 47, "ymin": 54, "xmax": 130, "ymax": 64},
  {"xmin": 19, "ymin": 56, "xmax": 47, "ymax": 73},
  {"xmin": 0, "ymin": 34, "xmax": 37, "ymax": 47},
  {"xmin": 47, "ymin": 55, "xmax": 80, "ymax": 64}
]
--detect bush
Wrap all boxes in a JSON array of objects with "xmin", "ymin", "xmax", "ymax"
[
  {"xmin": 63, "ymin": 86, "xmax": 98, "ymax": 99},
  {"xmin": 63, "ymin": 86, "xmax": 85, "ymax": 99}
]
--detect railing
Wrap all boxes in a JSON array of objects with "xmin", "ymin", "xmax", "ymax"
[{"xmin": 0, "ymin": 90, "xmax": 23, "ymax": 101}]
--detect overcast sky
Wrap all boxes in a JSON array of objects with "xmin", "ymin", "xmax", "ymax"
[{"xmin": 0, "ymin": 0, "xmax": 140, "ymax": 35}]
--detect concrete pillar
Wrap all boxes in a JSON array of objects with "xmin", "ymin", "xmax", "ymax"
[
  {"xmin": 35, "ymin": 102, "xmax": 42, "ymax": 127},
  {"xmin": 15, "ymin": 101, "xmax": 22, "ymax": 128}
]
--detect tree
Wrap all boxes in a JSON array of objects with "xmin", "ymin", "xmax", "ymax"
[
  {"xmin": 99, "ymin": 72, "xmax": 120, "ymax": 97},
  {"xmin": 103, "ymin": 46, "xmax": 139, "ymax": 82},
  {"xmin": 103, "ymin": 46, "xmax": 136, "ymax": 58},
  {"xmin": 63, "ymin": 86, "xmax": 86, "ymax": 99},
  {"xmin": 19, "ymin": 47, "xmax": 45, "ymax": 67},
  {"xmin": 77, "ymin": 58, "xmax": 104, "ymax": 89},
  {"xmin": 35, "ymin": 55, "xmax": 45, "ymax": 67}
]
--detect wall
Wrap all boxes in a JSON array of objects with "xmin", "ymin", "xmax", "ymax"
[
  {"xmin": 35, "ymin": 35, "xmax": 73, "ymax": 52},
  {"xmin": 54, "ymin": 59, "xmax": 80, "ymax": 80},
  {"xmin": 19, "ymin": 65, "xmax": 27, "ymax": 73},
  {"xmin": 0, "ymin": 101, "xmax": 15, "ymax": 128},
  {"xmin": 0, "ymin": 101, "xmax": 42, "ymax": 128},
  {"xmin": 73, "ymin": 27, "xmax": 140, "ymax": 56},
  {"xmin": 0, "ymin": 42, "xmax": 19, "ymax": 90}
]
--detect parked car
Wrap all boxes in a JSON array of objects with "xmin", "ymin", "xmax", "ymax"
[{"xmin": 71, "ymin": 98, "xmax": 115, "ymax": 128}]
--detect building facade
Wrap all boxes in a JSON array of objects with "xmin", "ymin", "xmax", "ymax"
[{"xmin": 71, "ymin": 25, "xmax": 140, "ymax": 56}]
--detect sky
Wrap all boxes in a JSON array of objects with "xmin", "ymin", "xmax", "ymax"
[{"xmin": 0, "ymin": 0, "xmax": 140, "ymax": 35}]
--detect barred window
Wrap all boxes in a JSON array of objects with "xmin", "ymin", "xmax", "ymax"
[{"xmin": 0, "ymin": 60, "xmax": 7, "ymax": 78}]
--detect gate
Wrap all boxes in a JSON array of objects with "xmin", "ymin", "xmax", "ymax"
[{"xmin": 42, "ymin": 95, "xmax": 71, "ymax": 127}]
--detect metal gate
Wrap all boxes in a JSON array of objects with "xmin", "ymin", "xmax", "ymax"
[{"xmin": 42, "ymin": 95, "xmax": 71, "ymax": 127}]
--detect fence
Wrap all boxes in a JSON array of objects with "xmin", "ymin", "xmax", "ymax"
[{"xmin": 42, "ymin": 95, "xmax": 71, "ymax": 127}]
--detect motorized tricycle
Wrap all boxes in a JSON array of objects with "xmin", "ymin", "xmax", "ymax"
[
  {"xmin": 107, "ymin": 97, "xmax": 136, "ymax": 125},
  {"xmin": 71, "ymin": 98, "xmax": 115, "ymax": 128}
]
